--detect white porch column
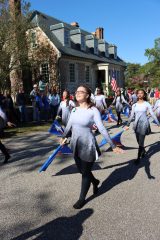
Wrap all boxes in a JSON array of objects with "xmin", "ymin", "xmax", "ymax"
[{"xmin": 104, "ymin": 65, "xmax": 109, "ymax": 96}]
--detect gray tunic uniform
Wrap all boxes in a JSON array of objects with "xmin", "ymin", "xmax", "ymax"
[
  {"xmin": 57, "ymin": 100, "xmax": 75, "ymax": 126},
  {"xmin": 127, "ymin": 101, "xmax": 160, "ymax": 135},
  {"xmin": 62, "ymin": 106, "xmax": 115, "ymax": 162},
  {"xmin": 153, "ymin": 99, "xmax": 160, "ymax": 119},
  {"xmin": 112, "ymin": 95, "xmax": 129, "ymax": 113},
  {"xmin": 95, "ymin": 95, "xmax": 107, "ymax": 113},
  {"xmin": 0, "ymin": 107, "xmax": 7, "ymax": 131}
]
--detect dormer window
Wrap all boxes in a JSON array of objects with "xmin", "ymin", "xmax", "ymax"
[
  {"xmin": 50, "ymin": 23, "xmax": 70, "ymax": 47},
  {"xmin": 64, "ymin": 29, "xmax": 70, "ymax": 45}
]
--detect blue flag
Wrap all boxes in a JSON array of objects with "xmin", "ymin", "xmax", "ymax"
[
  {"xmin": 99, "ymin": 129, "xmax": 125, "ymax": 148},
  {"xmin": 108, "ymin": 108, "xmax": 118, "ymax": 122},
  {"xmin": 49, "ymin": 120, "xmax": 64, "ymax": 136},
  {"xmin": 39, "ymin": 145, "xmax": 63, "ymax": 172},
  {"xmin": 122, "ymin": 106, "xmax": 130, "ymax": 118}
]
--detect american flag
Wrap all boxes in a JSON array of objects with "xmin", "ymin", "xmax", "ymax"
[{"xmin": 111, "ymin": 71, "xmax": 118, "ymax": 92}]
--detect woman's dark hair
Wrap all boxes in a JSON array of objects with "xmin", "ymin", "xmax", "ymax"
[
  {"xmin": 63, "ymin": 89, "xmax": 70, "ymax": 106},
  {"xmin": 115, "ymin": 89, "xmax": 122, "ymax": 103},
  {"xmin": 96, "ymin": 88, "xmax": 103, "ymax": 95},
  {"xmin": 76, "ymin": 84, "xmax": 94, "ymax": 108},
  {"xmin": 137, "ymin": 89, "xmax": 148, "ymax": 101}
]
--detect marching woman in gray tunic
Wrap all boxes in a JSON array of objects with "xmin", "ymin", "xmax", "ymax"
[
  {"xmin": 125, "ymin": 89, "xmax": 160, "ymax": 164},
  {"xmin": 56, "ymin": 90, "xmax": 75, "ymax": 126},
  {"xmin": 60, "ymin": 85, "xmax": 123, "ymax": 209},
  {"xmin": 111, "ymin": 89, "xmax": 130, "ymax": 125},
  {"xmin": 94, "ymin": 88, "xmax": 107, "ymax": 114},
  {"xmin": 0, "ymin": 107, "xmax": 15, "ymax": 164},
  {"xmin": 153, "ymin": 98, "xmax": 160, "ymax": 121}
]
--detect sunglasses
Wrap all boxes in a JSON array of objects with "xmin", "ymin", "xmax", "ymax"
[{"xmin": 75, "ymin": 91, "xmax": 87, "ymax": 95}]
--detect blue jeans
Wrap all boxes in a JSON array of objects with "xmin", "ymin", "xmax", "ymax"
[{"xmin": 19, "ymin": 105, "xmax": 27, "ymax": 122}]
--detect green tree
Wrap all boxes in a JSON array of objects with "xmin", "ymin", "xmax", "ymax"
[
  {"xmin": 0, "ymin": 0, "xmax": 32, "ymax": 93},
  {"xmin": 125, "ymin": 63, "xmax": 141, "ymax": 88},
  {"xmin": 0, "ymin": 0, "xmax": 58, "ymax": 95},
  {"xmin": 145, "ymin": 38, "xmax": 160, "ymax": 88}
]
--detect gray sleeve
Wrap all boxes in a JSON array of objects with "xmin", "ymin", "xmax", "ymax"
[
  {"xmin": 127, "ymin": 104, "xmax": 135, "ymax": 126},
  {"xmin": 0, "ymin": 108, "xmax": 7, "ymax": 123},
  {"xmin": 57, "ymin": 94, "xmax": 60, "ymax": 104},
  {"xmin": 112, "ymin": 97, "xmax": 116, "ymax": 105},
  {"xmin": 69, "ymin": 100, "xmax": 76, "ymax": 108},
  {"xmin": 122, "ymin": 95, "xmax": 129, "ymax": 106},
  {"xmin": 57, "ymin": 103, "xmax": 62, "ymax": 116},
  {"xmin": 102, "ymin": 96, "xmax": 107, "ymax": 108},
  {"xmin": 62, "ymin": 112, "xmax": 73, "ymax": 138},
  {"xmin": 148, "ymin": 103, "xmax": 160, "ymax": 126},
  {"xmin": 93, "ymin": 108, "xmax": 116, "ymax": 149},
  {"xmin": 153, "ymin": 101, "xmax": 158, "ymax": 111}
]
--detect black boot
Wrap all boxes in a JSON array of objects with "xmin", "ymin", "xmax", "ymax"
[
  {"xmin": 0, "ymin": 141, "xmax": 10, "ymax": 164},
  {"xmin": 3, "ymin": 154, "xmax": 11, "ymax": 164},
  {"xmin": 92, "ymin": 179, "xmax": 100, "ymax": 195},
  {"xmin": 73, "ymin": 199, "xmax": 86, "ymax": 209},
  {"xmin": 141, "ymin": 147, "xmax": 146, "ymax": 158},
  {"xmin": 134, "ymin": 146, "xmax": 142, "ymax": 165},
  {"xmin": 73, "ymin": 175, "xmax": 90, "ymax": 209}
]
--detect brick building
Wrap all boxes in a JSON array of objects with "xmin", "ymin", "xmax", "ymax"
[{"xmin": 28, "ymin": 11, "xmax": 126, "ymax": 94}]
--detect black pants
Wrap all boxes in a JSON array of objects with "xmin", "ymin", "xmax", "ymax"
[
  {"xmin": 75, "ymin": 157, "xmax": 97, "ymax": 201},
  {"xmin": 50, "ymin": 105, "xmax": 59, "ymax": 120},
  {"xmin": 0, "ymin": 140, "xmax": 9, "ymax": 157},
  {"xmin": 135, "ymin": 133, "xmax": 145, "ymax": 147},
  {"xmin": 117, "ymin": 111, "xmax": 122, "ymax": 124}
]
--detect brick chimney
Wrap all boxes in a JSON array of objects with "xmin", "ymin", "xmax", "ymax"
[
  {"xmin": 71, "ymin": 22, "xmax": 79, "ymax": 28},
  {"xmin": 95, "ymin": 27, "xmax": 104, "ymax": 39}
]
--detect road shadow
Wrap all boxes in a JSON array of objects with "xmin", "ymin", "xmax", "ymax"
[
  {"xmin": 53, "ymin": 162, "xmax": 102, "ymax": 176},
  {"xmin": 85, "ymin": 141, "xmax": 160, "ymax": 205},
  {"xmin": 11, "ymin": 208, "xmax": 93, "ymax": 240}
]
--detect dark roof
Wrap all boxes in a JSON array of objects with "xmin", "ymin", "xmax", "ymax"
[{"xmin": 30, "ymin": 11, "xmax": 126, "ymax": 66}]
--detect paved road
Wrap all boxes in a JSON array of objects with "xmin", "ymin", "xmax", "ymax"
[{"xmin": 0, "ymin": 120, "xmax": 160, "ymax": 240}]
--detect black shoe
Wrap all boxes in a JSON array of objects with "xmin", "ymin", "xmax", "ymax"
[
  {"xmin": 135, "ymin": 146, "xmax": 143, "ymax": 165},
  {"xmin": 93, "ymin": 179, "xmax": 100, "ymax": 195},
  {"xmin": 3, "ymin": 155, "xmax": 11, "ymax": 164},
  {"xmin": 73, "ymin": 199, "xmax": 86, "ymax": 209}
]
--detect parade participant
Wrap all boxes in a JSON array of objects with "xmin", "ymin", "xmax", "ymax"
[
  {"xmin": 16, "ymin": 87, "xmax": 27, "ymax": 122},
  {"xmin": 125, "ymin": 89, "xmax": 160, "ymax": 164},
  {"xmin": 153, "ymin": 97, "xmax": 160, "ymax": 121},
  {"xmin": 94, "ymin": 88, "xmax": 107, "ymax": 114},
  {"xmin": 0, "ymin": 107, "xmax": 15, "ymax": 164},
  {"xmin": 30, "ymin": 84, "xmax": 40, "ymax": 122},
  {"xmin": 149, "ymin": 88, "xmax": 155, "ymax": 105},
  {"xmin": 131, "ymin": 90, "xmax": 138, "ymax": 104},
  {"xmin": 41, "ymin": 92, "xmax": 50, "ymax": 122},
  {"xmin": 111, "ymin": 89, "xmax": 130, "ymax": 125},
  {"xmin": 60, "ymin": 85, "xmax": 123, "ymax": 209},
  {"xmin": 56, "ymin": 90, "xmax": 75, "ymax": 126},
  {"xmin": 49, "ymin": 87, "xmax": 60, "ymax": 120}
]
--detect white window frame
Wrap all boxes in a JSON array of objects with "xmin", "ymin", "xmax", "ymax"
[
  {"xmin": 30, "ymin": 31, "xmax": 38, "ymax": 48},
  {"xmin": 40, "ymin": 62, "xmax": 50, "ymax": 82}
]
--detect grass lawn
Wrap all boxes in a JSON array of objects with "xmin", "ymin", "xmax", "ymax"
[{"xmin": 2, "ymin": 121, "xmax": 52, "ymax": 138}]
